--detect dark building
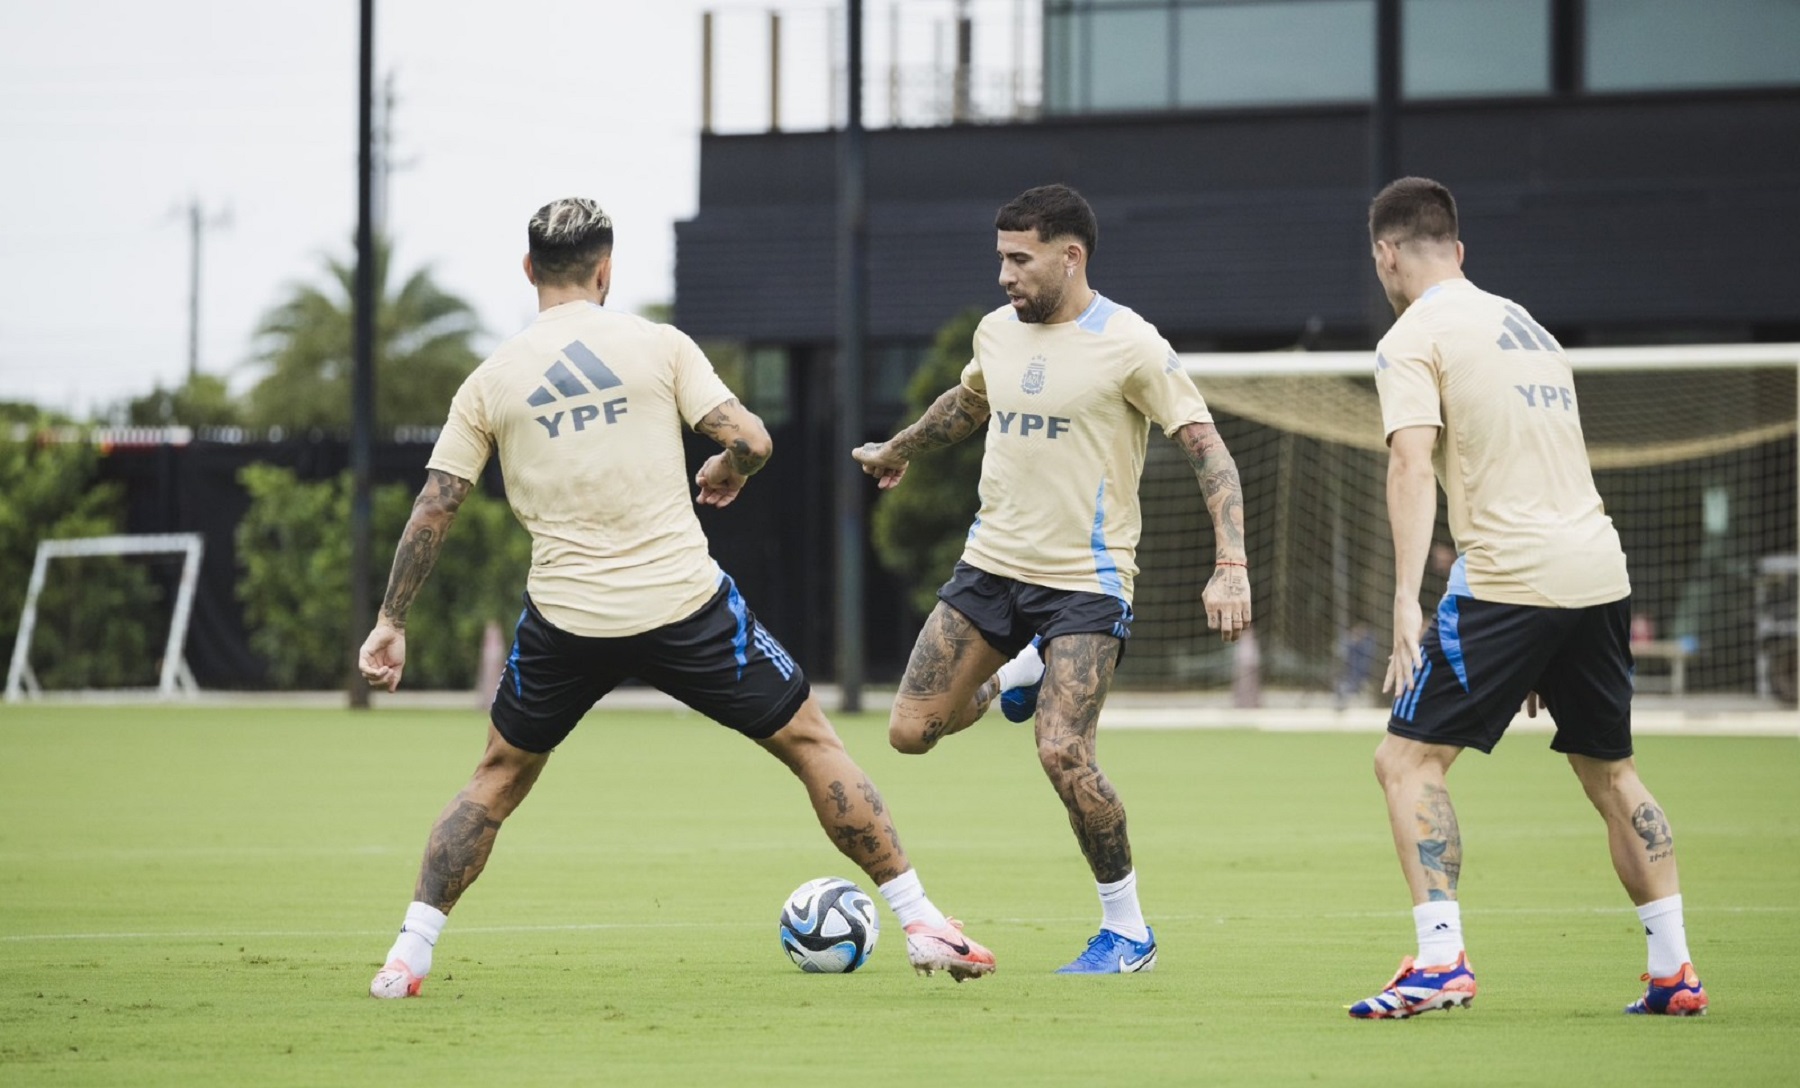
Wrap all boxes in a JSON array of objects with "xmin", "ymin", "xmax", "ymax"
[{"xmin": 677, "ymin": 0, "xmax": 1800, "ymax": 687}]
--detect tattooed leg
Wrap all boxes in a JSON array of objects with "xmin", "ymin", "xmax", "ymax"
[
  {"xmin": 1032, "ymin": 634, "xmax": 1134, "ymax": 883},
  {"xmin": 413, "ymin": 723, "xmax": 549, "ymax": 912},
  {"xmin": 1412, "ymin": 783, "xmax": 1463, "ymax": 901},
  {"xmin": 889, "ymin": 603, "xmax": 1010, "ymax": 754},
  {"xmin": 1373, "ymin": 734, "xmax": 1465, "ymax": 905},
  {"xmin": 1568, "ymin": 753, "xmax": 1683, "ymax": 905},
  {"xmin": 760, "ymin": 695, "xmax": 910, "ymax": 885}
]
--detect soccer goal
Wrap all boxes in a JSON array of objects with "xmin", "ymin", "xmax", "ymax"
[
  {"xmin": 4, "ymin": 533, "xmax": 205, "ymax": 702},
  {"xmin": 1117, "ymin": 343, "xmax": 1799, "ymax": 705}
]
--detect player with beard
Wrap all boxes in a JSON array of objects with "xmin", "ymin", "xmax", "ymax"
[{"xmin": 852, "ymin": 183, "xmax": 1252, "ymax": 973}]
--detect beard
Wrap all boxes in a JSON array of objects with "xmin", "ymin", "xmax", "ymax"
[{"xmin": 1014, "ymin": 279, "xmax": 1065, "ymax": 324}]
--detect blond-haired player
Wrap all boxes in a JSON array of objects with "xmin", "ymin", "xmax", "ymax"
[{"xmin": 359, "ymin": 198, "xmax": 994, "ymax": 997}]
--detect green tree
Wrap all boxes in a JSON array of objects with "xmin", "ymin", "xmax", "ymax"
[
  {"xmin": 869, "ymin": 309, "xmax": 987, "ymax": 615},
  {"xmin": 244, "ymin": 238, "xmax": 483, "ymax": 432},
  {"xmin": 236, "ymin": 465, "xmax": 529, "ymax": 689},
  {"xmin": 122, "ymin": 373, "xmax": 243, "ymax": 428},
  {"xmin": 0, "ymin": 423, "xmax": 158, "ymax": 689}
]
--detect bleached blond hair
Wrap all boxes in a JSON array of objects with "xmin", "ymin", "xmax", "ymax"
[{"xmin": 528, "ymin": 198, "xmax": 614, "ymax": 285}]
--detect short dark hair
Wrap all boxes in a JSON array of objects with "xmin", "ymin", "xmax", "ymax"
[
  {"xmin": 995, "ymin": 184, "xmax": 1098, "ymax": 257},
  {"xmin": 1369, "ymin": 177, "xmax": 1459, "ymax": 245},
  {"xmin": 528, "ymin": 198, "xmax": 614, "ymax": 285}
]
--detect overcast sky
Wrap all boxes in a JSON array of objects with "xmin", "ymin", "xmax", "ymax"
[{"xmin": 0, "ymin": 0, "xmax": 1032, "ymax": 419}]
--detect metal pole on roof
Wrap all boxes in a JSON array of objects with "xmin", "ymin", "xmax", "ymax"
[
  {"xmin": 348, "ymin": 0, "xmax": 376, "ymax": 710},
  {"xmin": 834, "ymin": 0, "xmax": 868, "ymax": 713},
  {"xmin": 702, "ymin": 11, "xmax": 715, "ymax": 134}
]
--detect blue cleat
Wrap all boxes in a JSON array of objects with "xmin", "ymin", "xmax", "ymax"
[
  {"xmin": 1624, "ymin": 962, "xmax": 1707, "ymax": 1016},
  {"xmin": 1056, "ymin": 927, "xmax": 1157, "ymax": 974},
  {"xmin": 999, "ymin": 682, "xmax": 1040, "ymax": 723},
  {"xmin": 1347, "ymin": 952, "xmax": 1477, "ymax": 1019},
  {"xmin": 998, "ymin": 637, "xmax": 1044, "ymax": 723}
]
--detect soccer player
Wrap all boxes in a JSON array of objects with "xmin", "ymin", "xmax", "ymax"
[
  {"xmin": 358, "ymin": 198, "xmax": 994, "ymax": 998},
  {"xmin": 1349, "ymin": 177, "xmax": 1707, "ymax": 1018},
  {"xmin": 852, "ymin": 184, "xmax": 1252, "ymax": 973}
]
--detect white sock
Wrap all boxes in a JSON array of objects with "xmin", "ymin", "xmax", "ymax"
[
  {"xmin": 384, "ymin": 901, "xmax": 447, "ymax": 978},
  {"xmin": 1414, "ymin": 900, "xmax": 1464, "ymax": 967},
  {"xmin": 996, "ymin": 640, "xmax": 1045, "ymax": 692},
  {"xmin": 1637, "ymin": 894, "xmax": 1691, "ymax": 978},
  {"xmin": 878, "ymin": 870, "xmax": 948, "ymax": 930},
  {"xmin": 1097, "ymin": 870, "xmax": 1150, "ymax": 943}
]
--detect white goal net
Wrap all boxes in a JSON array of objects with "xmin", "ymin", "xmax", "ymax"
[
  {"xmin": 4, "ymin": 533, "xmax": 205, "ymax": 701},
  {"xmin": 1119, "ymin": 344, "xmax": 1799, "ymax": 706}
]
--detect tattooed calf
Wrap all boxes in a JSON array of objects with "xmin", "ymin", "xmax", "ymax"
[{"xmin": 1632, "ymin": 802, "xmax": 1675, "ymax": 862}]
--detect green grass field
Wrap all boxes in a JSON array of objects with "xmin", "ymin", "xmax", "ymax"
[{"xmin": 1, "ymin": 705, "xmax": 1794, "ymax": 1086}]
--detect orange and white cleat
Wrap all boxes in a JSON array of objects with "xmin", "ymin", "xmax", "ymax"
[
  {"xmin": 1348, "ymin": 951, "xmax": 1477, "ymax": 1019},
  {"xmin": 905, "ymin": 917, "xmax": 996, "ymax": 982},
  {"xmin": 1625, "ymin": 962, "xmax": 1708, "ymax": 1016},
  {"xmin": 369, "ymin": 958, "xmax": 426, "ymax": 999}
]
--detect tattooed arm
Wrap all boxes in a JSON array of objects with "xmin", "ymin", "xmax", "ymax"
[
  {"xmin": 693, "ymin": 398, "xmax": 773, "ymax": 509},
  {"xmin": 1174, "ymin": 421, "xmax": 1252, "ymax": 642},
  {"xmin": 851, "ymin": 383, "xmax": 990, "ymax": 490},
  {"xmin": 357, "ymin": 469, "xmax": 472, "ymax": 691}
]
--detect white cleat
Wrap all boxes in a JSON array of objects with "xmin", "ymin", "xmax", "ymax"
[
  {"xmin": 369, "ymin": 958, "xmax": 425, "ymax": 999},
  {"xmin": 905, "ymin": 918, "xmax": 996, "ymax": 982}
]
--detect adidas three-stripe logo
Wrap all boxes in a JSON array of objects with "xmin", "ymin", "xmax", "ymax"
[
  {"xmin": 1496, "ymin": 305, "xmax": 1560, "ymax": 353},
  {"xmin": 753, "ymin": 623, "xmax": 798, "ymax": 681},
  {"xmin": 530, "ymin": 340, "xmax": 628, "ymax": 438}
]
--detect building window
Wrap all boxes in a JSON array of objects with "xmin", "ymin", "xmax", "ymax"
[
  {"xmin": 1177, "ymin": 0, "xmax": 1375, "ymax": 107},
  {"xmin": 1093, "ymin": 7, "xmax": 1174, "ymax": 110},
  {"xmin": 1586, "ymin": 0, "xmax": 1800, "ymax": 92},
  {"xmin": 1402, "ymin": 0, "xmax": 1550, "ymax": 98}
]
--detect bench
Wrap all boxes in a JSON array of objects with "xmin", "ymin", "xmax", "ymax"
[{"xmin": 1632, "ymin": 639, "xmax": 1692, "ymax": 696}]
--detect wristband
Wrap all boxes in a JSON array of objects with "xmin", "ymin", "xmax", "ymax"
[{"xmin": 1215, "ymin": 560, "xmax": 1247, "ymax": 568}]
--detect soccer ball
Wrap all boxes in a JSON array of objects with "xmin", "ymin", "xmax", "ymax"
[{"xmin": 778, "ymin": 876, "xmax": 879, "ymax": 973}]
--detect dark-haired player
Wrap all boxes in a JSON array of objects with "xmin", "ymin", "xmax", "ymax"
[
  {"xmin": 853, "ymin": 183, "xmax": 1252, "ymax": 973},
  {"xmin": 1349, "ymin": 176, "xmax": 1706, "ymax": 1018}
]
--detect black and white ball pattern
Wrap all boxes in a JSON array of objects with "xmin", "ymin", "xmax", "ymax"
[{"xmin": 778, "ymin": 876, "xmax": 880, "ymax": 973}]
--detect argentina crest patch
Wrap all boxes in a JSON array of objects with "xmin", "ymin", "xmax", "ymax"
[{"xmin": 1021, "ymin": 354, "xmax": 1048, "ymax": 395}]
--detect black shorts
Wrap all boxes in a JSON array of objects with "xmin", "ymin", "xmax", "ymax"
[
  {"xmin": 936, "ymin": 560, "xmax": 1133, "ymax": 658},
  {"xmin": 1389, "ymin": 594, "xmax": 1634, "ymax": 760},
  {"xmin": 489, "ymin": 577, "xmax": 811, "ymax": 753}
]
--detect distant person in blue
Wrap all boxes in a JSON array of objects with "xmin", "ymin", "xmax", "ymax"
[{"xmin": 1348, "ymin": 177, "xmax": 1707, "ymax": 1019}]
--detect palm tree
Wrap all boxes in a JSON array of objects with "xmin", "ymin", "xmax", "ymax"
[{"xmin": 245, "ymin": 239, "xmax": 483, "ymax": 432}]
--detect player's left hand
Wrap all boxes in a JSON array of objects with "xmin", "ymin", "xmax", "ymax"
[
  {"xmin": 359, "ymin": 622, "xmax": 407, "ymax": 692},
  {"xmin": 694, "ymin": 452, "xmax": 748, "ymax": 508},
  {"xmin": 1203, "ymin": 564, "xmax": 1252, "ymax": 642}
]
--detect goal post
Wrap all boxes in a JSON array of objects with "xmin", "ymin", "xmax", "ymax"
[
  {"xmin": 4, "ymin": 533, "xmax": 206, "ymax": 702},
  {"xmin": 1124, "ymin": 343, "xmax": 1800, "ymax": 703}
]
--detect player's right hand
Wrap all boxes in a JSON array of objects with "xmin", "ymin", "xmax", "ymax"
[
  {"xmin": 359, "ymin": 622, "xmax": 407, "ymax": 692},
  {"xmin": 852, "ymin": 442, "xmax": 909, "ymax": 489},
  {"xmin": 1383, "ymin": 597, "xmax": 1425, "ymax": 696}
]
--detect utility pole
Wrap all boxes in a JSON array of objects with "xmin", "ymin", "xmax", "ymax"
[
  {"xmin": 349, "ymin": 0, "xmax": 377, "ymax": 710},
  {"xmin": 373, "ymin": 70, "xmax": 397, "ymax": 235},
  {"xmin": 834, "ymin": 0, "xmax": 867, "ymax": 713},
  {"xmin": 181, "ymin": 198, "xmax": 229, "ymax": 382}
]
